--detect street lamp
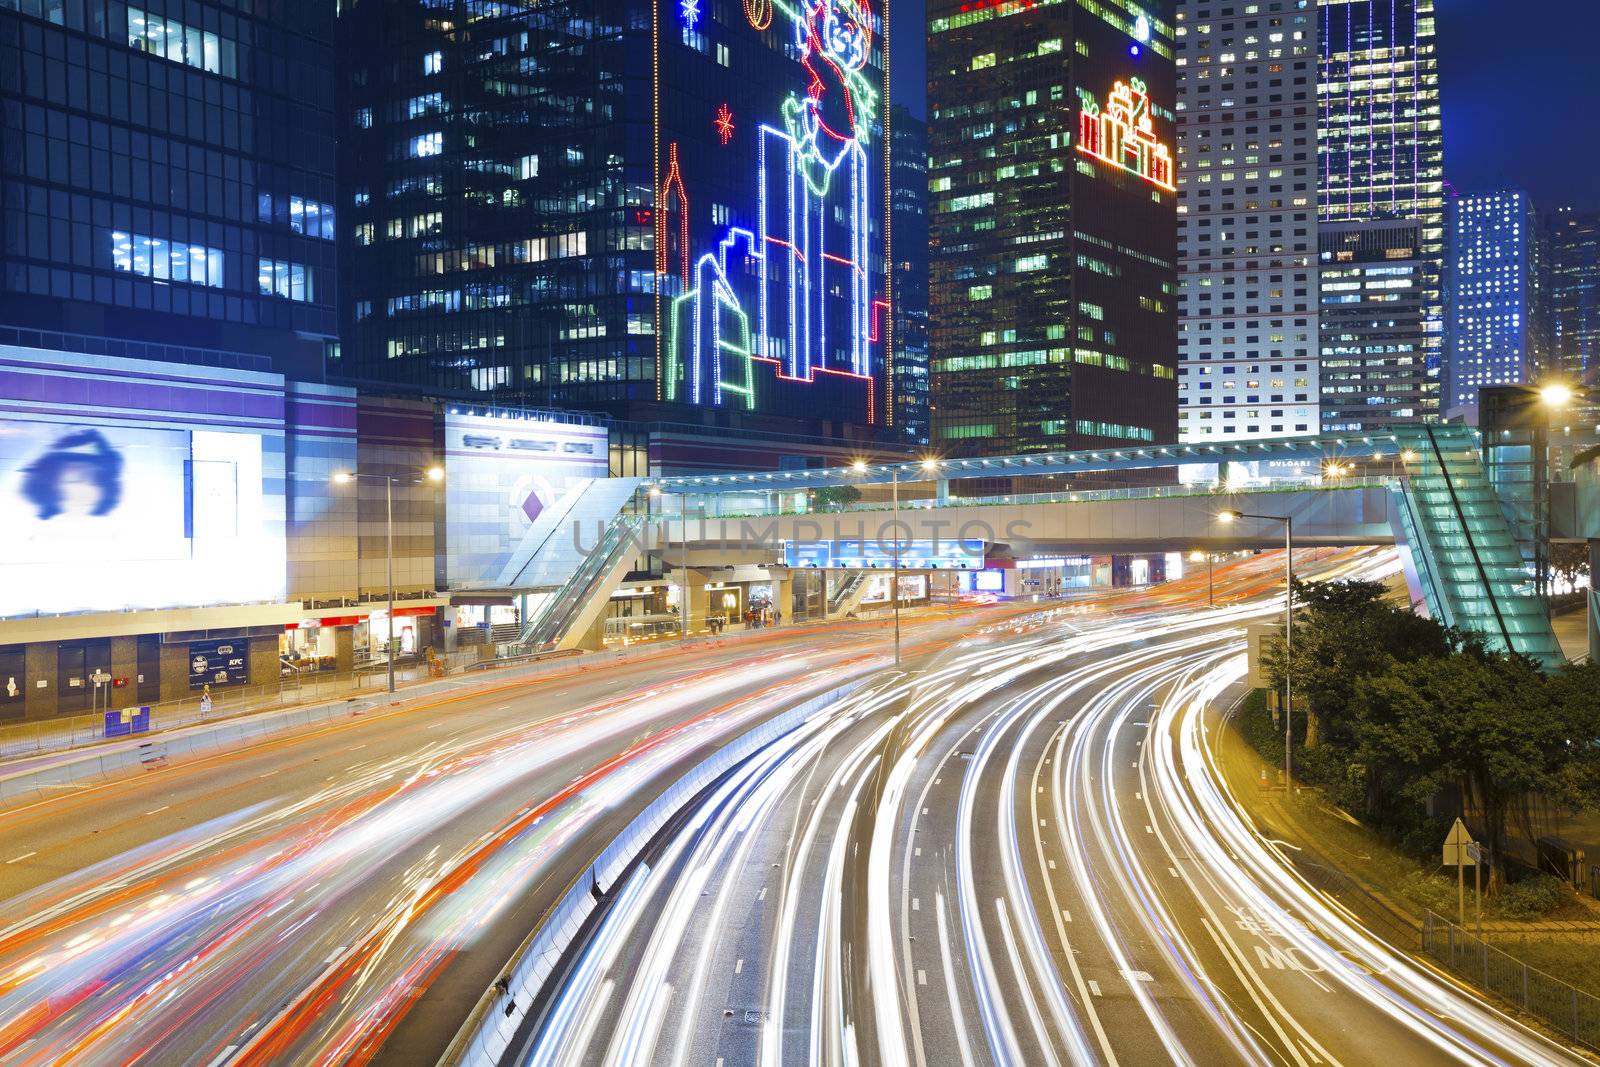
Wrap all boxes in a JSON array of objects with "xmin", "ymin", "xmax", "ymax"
[
  {"xmin": 332, "ymin": 465, "xmax": 445, "ymax": 694},
  {"xmin": 1219, "ymin": 507, "xmax": 1295, "ymax": 790},
  {"xmin": 1540, "ymin": 382, "xmax": 1575, "ymax": 409}
]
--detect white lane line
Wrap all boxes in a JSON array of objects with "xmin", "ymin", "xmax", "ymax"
[
  {"xmin": 915, "ymin": 846, "xmax": 922, "ymax": 857},
  {"xmin": 734, "ymin": 958, "xmax": 744, "ymax": 975},
  {"xmin": 146, "ymin": 805, "xmax": 169, "ymax": 815},
  {"xmin": 935, "ymin": 893, "xmax": 978, "ymax": 1067},
  {"xmin": 1088, "ymin": 980, "xmax": 1103, "ymax": 997},
  {"xmin": 757, "ymin": 886, "xmax": 767, "ymax": 902},
  {"xmin": 203, "ymin": 1047, "xmax": 239, "ymax": 1067},
  {"xmin": 5, "ymin": 851, "xmax": 37, "ymax": 864},
  {"xmin": 912, "ymin": 897, "xmax": 921, "ymax": 912},
  {"xmin": 1061, "ymin": 909, "xmax": 1072, "ymax": 922},
  {"xmin": 324, "ymin": 946, "xmax": 346, "ymax": 964},
  {"xmin": 918, "ymin": 968, "xmax": 928, "ymax": 986}
]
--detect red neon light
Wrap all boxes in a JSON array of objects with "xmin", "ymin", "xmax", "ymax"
[
  {"xmin": 869, "ymin": 297, "xmax": 890, "ymax": 344},
  {"xmin": 751, "ymin": 354, "xmax": 875, "ymax": 424},
  {"xmin": 714, "ymin": 103, "xmax": 735, "ymax": 145},
  {"xmin": 1077, "ymin": 78, "xmax": 1175, "ymax": 192},
  {"xmin": 657, "ymin": 143, "xmax": 690, "ymax": 288}
]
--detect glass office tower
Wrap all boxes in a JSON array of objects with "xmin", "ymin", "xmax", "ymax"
[
  {"xmin": 926, "ymin": 0, "xmax": 1179, "ymax": 457},
  {"xmin": 1317, "ymin": 0, "xmax": 1444, "ymax": 430},
  {"xmin": 0, "ymin": 0, "xmax": 338, "ymax": 378},
  {"xmin": 337, "ymin": 0, "xmax": 893, "ymax": 440}
]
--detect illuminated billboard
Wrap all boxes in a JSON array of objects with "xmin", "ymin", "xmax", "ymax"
[
  {"xmin": 783, "ymin": 538, "xmax": 985, "ymax": 569},
  {"xmin": 441, "ymin": 411, "xmax": 611, "ymax": 588},
  {"xmin": 0, "ymin": 420, "xmax": 284, "ymax": 616}
]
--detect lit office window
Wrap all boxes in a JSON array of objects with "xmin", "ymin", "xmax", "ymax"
[
  {"xmin": 258, "ymin": 258, "xmax": 315, "ymax": 302},
  {"xmin": 111, "ymin": 231, "xmax": 224, "ymax": 287},
  {"xmin": 127, "ymin": 7, "xmax": 235, "ymax": 77}
]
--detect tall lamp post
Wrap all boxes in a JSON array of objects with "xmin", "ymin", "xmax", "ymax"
[
  {"xmin": 1219, "ymin": 508, "xmax": 1294, "ymax": 788},
  {"xmin": 333, "ymin": 465, "xmax": 445, "ymax": 694},
  {"xmin": 853, "ymin": 456, "xmax": 940, "ymax": 667}
]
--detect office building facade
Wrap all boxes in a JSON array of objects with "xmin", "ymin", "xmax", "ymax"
[
  {"xmin": 0, "ymin": 0, "xmax": 338, "ymax": 379},
  {"xmin": 926, "ymin": 0, "xmax": 1178, "ymax": 457},
  {"xmin": 1446, "ymin": 189, "xmax": 1544, "ymax": 415},
  {"xmin": 1548, "ymin": 207, "xmax": 1600, "ymax": 385},
  {"xmin": 1318, "ymin": 219, "xmax": 1427, "ymax": 429},
  {"xmin": 890, "ymin": 104, "xmax": 930, "ymax": 446},
  {"xmin": 1316, "ymin": 0, "xmax": 1444, "ymax": 431},
  {"xmin": 336, "ymin": 0, "xmax": 894, "ymax": 445},
  {"xmin": 1174, "ymin": 0, "xmax": 1319, "ymax": 442}
]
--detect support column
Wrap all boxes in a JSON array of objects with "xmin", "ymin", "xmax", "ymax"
[
  {"xmin": 24, "ymin": 643, "xmax": 56, "ymax": 719},
  {"xmin": 935, "ymin": 478, "xmax": 950, "ymax": 505},
  {"xmin": 773, "ymin": 575, "xmax": 793, "ymax": 625},
  {"xmin": 675, "ymin": 567, "xmax": 710, "ymax": 636},
  {"xmin": 109, "ymin": 636, "xmax": 139, "ymax": 711},
  {"xmin": 334, "ymin": 626, "xmax": 356, "ymax": 675},
  {"xmin": 1589, "ymin": 540, "xmax": 1600, "ymax": 664}
]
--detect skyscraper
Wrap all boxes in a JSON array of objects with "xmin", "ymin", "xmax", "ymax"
[
  {"xmin": 336, "ymin": 0, "xmax": 893, "ymax": 447},
  {"xmin": 1548, "ymin": 207, "xmax": 1600, "ymax": 385},
  {"xmin": 1316, "ymin": 0, "xmax": 1444, "ymax": 431},
  {"xmin": 1174, "ymin": 0, "xmax": 1320, "ymax": 442},
  {"xmin": 890, "ymin": 104, "xmax": 929, "ymax": 446},
  {"xmin": 1446, "ymin": 189, "xmax": 1544, "ymax": 415},
  {"xmin": 926, "ymin": 1, "xmax": 1178, "ymax": 457},
  {"xmin": 1318, "ymin": 218, "xmax": 1427, "ymax": 430},
  {"xmin": 0, "ymin": 0, "xmax": 339, "ymax": 379}
]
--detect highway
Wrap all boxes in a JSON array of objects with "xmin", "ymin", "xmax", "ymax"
[
  {"xmin": 0, "ymin": 608, "xmax": 1014, "ymax": 1066},
  {"xmin": 521, "ymin": 550, "xmax": 1587, "ymax": 1067}
]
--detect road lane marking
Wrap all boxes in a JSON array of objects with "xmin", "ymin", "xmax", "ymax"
[
  {"xmin": 735, "ymin": 958, "xmax": 744, "ymax": 975},
  {"xmin": 5, "ymin": 851, "xmax": 36, "ymax": 864},
  {"xmin": 912, "ymin": 897, "xmax": 920, "ymax": 912},
  {"xmin": 1088, "ymin": 980, "xmax": 1102, "ymax": 997},
  {"xmin": 757, "ymin": 886, "xmax": 767, "ymax": 901},
  {"xmin": 917, "ymin": 968, "xmax": 927, "ymax": 986},
  {"xmin": 146, "ymin": 805, "xmax": 169, "ymax": 815}
]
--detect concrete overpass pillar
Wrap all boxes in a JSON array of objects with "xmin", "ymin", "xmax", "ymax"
[
  {"xmin": 935, "ymin": 478, "xmax": 950, "ymax": 505},
  {"xmin": 773, "ymin": 575, "xmax": 793, "ymax": 625},
  {"xmin": 673, "ymin": 567, "xmax": 710, "ymax": 636}
]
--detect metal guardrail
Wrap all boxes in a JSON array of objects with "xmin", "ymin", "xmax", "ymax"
[
  {"xmin": 1421, "ymin": 910, "xmax": 1600, "ymax": 1052},
  {"xmin": 438, "ymin": 678, "xmax": 867, "ymax": 1067}
]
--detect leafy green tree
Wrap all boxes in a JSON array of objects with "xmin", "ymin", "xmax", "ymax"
[
  {"xmin": 810, "ymin": 484, "xmax": 862, "ymax": 509},
  {"xmin": 1351, "ymin": 655, "xmax": 1600, "ymax": 890}
]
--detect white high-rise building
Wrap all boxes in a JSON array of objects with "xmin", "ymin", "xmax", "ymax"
[{"xmin": 1174, "ymin": 0, "xmax": 1321, "ymax": 442}]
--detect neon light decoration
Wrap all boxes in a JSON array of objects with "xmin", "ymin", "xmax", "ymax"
[
  {"xmin": 744, "ymin": 0, "xmax": 774, "ymax": 29},
  {"xmin": 714, "ymin": 103, "xmax": 736, "ymax": 145},
  {"xmin": 680, "ymin": 0, "xmax": 701, "ymax": 30},
  {"xmin": 657, "ymin": 143, "xmax": 689, "ymax": 289},
  {"xmin": 666, "ymin": 0, "xmax": 880, "ymax": 419},
  {"xmin": 1077, "ymin": 77, "xmax": 1175, "ymax": 192}
]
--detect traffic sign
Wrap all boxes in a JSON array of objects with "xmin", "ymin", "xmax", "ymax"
[{"xmin": 1442, "ymin": 817, "xmax": 1477, "ymax": 866}]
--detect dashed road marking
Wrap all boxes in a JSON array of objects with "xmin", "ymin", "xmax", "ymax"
[
  {"xmin": 735, "ymin": 958, "xmax": 744, "ymax": 975},
  {"xmin": 5, "ymin": 851, "xmax": 36, "ymax": 864},
  {"xmin": 1087, "ymin": 980, "xmax": 1102, "ymax": 997},
  {"xmin": 757, "ymin": 886, "xmax": 768, "ymax": 902}
]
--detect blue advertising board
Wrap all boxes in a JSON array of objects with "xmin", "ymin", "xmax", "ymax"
[{"xmin": 189, "ymin": 639, "xmax": 250, "ymax": 689}]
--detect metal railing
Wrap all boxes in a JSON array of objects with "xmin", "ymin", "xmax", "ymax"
[
  {"xmin": 0, "ymin": 652, "xmax": 503, "ymax": 763},
  {"xmin": 1421, "ymin": 910, "xmax": 1600, "ymax": 1052},
  {"xmin": 674, "ymin": 478, "xmax": 1389, "ymax": 520}
]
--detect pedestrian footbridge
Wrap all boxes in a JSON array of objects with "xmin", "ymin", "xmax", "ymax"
[{"xmin": 512, "ymin": 424, "xmax": 1586, "ymax": 669}]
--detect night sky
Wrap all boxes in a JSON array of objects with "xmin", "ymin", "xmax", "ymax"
[{"xmin": 888, "ymin": 0, "xmax": 1600, "ymax": 211}]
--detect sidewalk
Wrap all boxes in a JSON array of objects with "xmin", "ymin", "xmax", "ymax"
[{"xmin": 0, "ymin": 604, "xmax": 987, "ymax": 784}]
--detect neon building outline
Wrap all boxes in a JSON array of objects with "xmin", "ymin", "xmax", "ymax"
[
  {"xmin": 665, "ymin": 0, "xmax": 879, "ymax": 419},
  {"xmin": 1077, "ymin": 77, "xmax": 1175, "ymax": 192}
]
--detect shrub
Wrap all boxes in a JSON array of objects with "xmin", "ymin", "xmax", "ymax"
[{"xmin": 1494, "ymin": 874, "xmax": 1568, "ymax": 920}]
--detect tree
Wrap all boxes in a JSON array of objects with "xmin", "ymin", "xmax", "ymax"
[
  {"xmin": 1260, "ymin": 578, "xmax": 1453, "ymax": 760},
  {"xmin": 810, "ymin": 484, "xmax": 862, "ymax": 509},
  {"xmin": 1549, "ymin": 541, "xmax": 1589, "ymax": 594},
  {"xmin": 1351, "ymin": 655, "xmax": 1600, "ymax": 891}
]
